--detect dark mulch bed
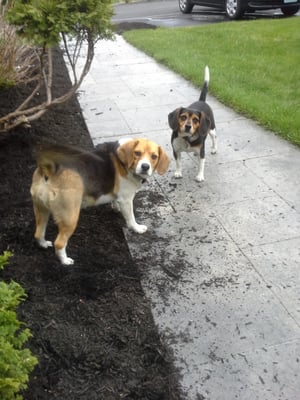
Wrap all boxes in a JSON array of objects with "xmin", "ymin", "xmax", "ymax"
[{"xmin": 0, "ymin": 48, "xmax": 182, "ymax": 400}]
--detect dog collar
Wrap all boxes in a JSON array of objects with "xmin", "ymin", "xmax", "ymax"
[
  {"xmin": 133, "ymin": 173, "xmax": 147, "ymax": 184},
  {"xmin": 184, "ymin": 133, "xmax": 199, "ymax": 144}
]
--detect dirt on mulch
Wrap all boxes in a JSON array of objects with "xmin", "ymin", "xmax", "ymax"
[{"xmin": 0, "ymin": 47, "xmax": 183, "ymax": 400}]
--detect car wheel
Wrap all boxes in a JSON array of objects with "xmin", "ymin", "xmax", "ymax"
[
  {"xmin": 225, "ymin": 0, "xmax": 245, "ymax": 19},
  {"xmin": 281, "ymin": 5, "xmax": 300, "ymax": 16},
  {"xmin": 179, "ymin": 0, "xmax": 194, "ymax": 14}
]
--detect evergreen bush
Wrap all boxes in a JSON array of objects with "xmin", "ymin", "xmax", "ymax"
[{"xmin": 0, "ymin": 252, "xmax": 38, "ymax": 400}]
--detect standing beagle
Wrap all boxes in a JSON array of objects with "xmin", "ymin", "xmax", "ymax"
[
  {"xmin": 168, "ymin": 66, "xmax": 217, "ymax": 182},
  {"xmin": 30, "ymin": 138, "xmax": 170, "ymax": 265}
]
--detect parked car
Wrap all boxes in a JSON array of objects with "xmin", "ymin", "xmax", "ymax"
[{"xmin": 179, "ymin": 0, "xmax": 300, "ymax": 19}]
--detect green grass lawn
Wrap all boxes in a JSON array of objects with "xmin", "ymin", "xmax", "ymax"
[{"xmin": 124, "ymin": 18, "xmax": 300, "ymax": 146}]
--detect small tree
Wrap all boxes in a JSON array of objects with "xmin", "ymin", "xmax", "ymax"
[{"xmin": 0, "ymin": 0, "xmax": 114, "ymax": 133}]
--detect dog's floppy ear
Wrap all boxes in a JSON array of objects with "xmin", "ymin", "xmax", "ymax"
[
  {"xmin": 156, "ymin": 147, "xmax": 170, "ymax": 175},
  {"xmin": 168, "ymin": 108, "xmax": 182, "ymax": 131},
  {"xmin": 199, "ymin": 111, "xmax": 211, "ymax": 136},
  {"xmin": 117, "ymin": 139, "xmax": 139, "ymax": 167}
]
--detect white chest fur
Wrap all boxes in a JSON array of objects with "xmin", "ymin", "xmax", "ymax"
[
  {"xmin": 117, "ymin": 175, "xmax": 141, "ymax": 201},
  {"xmin": 173, "ymin": 137, "xmax": 199, "ymax": 153}
]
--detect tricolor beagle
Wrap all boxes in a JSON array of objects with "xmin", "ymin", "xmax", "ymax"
[
  {"xmin": 168, "ymin": 66, "xmax": 217, "ymax": 182},
  {"xmin": 30, "ymin": 138, "xmax": 170, "ymax": 265}
]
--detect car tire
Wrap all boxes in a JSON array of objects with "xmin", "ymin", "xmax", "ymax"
[
  {"xmin": 179, "ymin": 0, "xmax": 194, "ymax": 14},
  {"xmin": 281, "ymin": 5, "xmax": 300, "ymax": 15},
  {"xmin": 225, "ymin": 0, "xmax": 245, "ymax": 19}
]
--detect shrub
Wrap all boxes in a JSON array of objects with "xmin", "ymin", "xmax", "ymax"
[
  {"xmin": 0, "ymin": 252, "xmax": 38, "ymax": 400},
  {"xmin": 0, "ymin": 1, "xmax": 37, "ymax": 90}
]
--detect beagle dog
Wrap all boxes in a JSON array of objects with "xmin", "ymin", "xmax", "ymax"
[
  {"xmin": 30, "ymin": 138, "xmax": 170, "ymax": 265},
  {"xmin": 168, "ymin": 66, "xmax": 217, "ymax": 182}
]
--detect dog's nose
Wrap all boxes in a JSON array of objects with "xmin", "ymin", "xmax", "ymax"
[
  {"xmin": 141, "ymin": 163, "xmax": 150, "ymax": 172},
  {"xmin": 185, "ymin": 124, "xmax": 191, "ymax": 132}
]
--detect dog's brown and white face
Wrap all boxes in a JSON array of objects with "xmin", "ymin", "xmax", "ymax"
[
  {"xmin": 117, "ymin": 138, "xmax": 170, "ymax": 178},
  {"xmin": 168, "ymin": 107, "xmax": 211, "ymax": 140},
  {"xmin": 177, "ymin": 108, "xmax": 202, "ymax": 138}
]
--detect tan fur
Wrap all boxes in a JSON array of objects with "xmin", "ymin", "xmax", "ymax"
[
  {"xmin": 157, "ymin": 146, "xmax": 170, "ymax": 175},
  {"xmin": 31, "ymin": 168, "xmax": 84, "ymax": 253}
]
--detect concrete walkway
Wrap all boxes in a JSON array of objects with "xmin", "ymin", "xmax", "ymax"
[{"xmin": 72, "ymin": 35, "xmax": 300, "ymax": 399}]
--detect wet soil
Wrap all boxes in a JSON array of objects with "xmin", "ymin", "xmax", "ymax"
[{"xmin": 0, "ymin": 47, "xmax": 182, "ymax": 400}]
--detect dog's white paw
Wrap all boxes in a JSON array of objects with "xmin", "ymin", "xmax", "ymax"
[
  {"xmin": 196, "ymin": 175, "xmax": 205, "ymax": 182},
  {"xmin": 56, "ymin": 248, "xmax": 74, "ymax": 265},
  {"xmin": 132, "ymin": 224, "xmax": 148, "ymax": 234},
  {"xmin": 61, "ymin": 257, "xmax": 74, "ymax": 266},
  {"xmin": 174, "ymin": 171, "xmax": 183, "ymax": 179},
  {"xmin": 37, "ymin": 239, "xmax": 53, "ymax": 249},
  {"xmin": 211, "ymin": 147, "xmax": 217, "ymax": 154}
]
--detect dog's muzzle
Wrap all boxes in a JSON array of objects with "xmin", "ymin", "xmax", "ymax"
[
  {"xmin": 136, "ymin": 160, "xmax": 152, "ymax": 177},
  {"xmin": 185, "ymin": 124, "xmax": 192, "ymax": 133}
]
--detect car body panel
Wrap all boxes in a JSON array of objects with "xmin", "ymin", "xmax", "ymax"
[{"xmin": 180, "ymin": 0, "xmax": 300, "ymax": 17}]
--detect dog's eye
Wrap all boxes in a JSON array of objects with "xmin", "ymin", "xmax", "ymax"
[
  {"xmin": 134, "ymin": 151, "xmax": 142, "ymax": 157},
  {"xmin": 192, "ymin": 118, "xmax": 199, "ymax": 124},
  {"xmin": 179, "ymin": 115, "xmax": 187, "ymax": 122},
  {"xmin": 151, "ymin": 154, "xmax": 158, "ymax": 160}
]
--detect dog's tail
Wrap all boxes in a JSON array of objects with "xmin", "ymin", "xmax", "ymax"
[
  {"xmin": 35, "ymin": 148, "xmax": 64, "ymax": 178},
  {"xmin": 34, "ymin": 145, "xmax": 83, "ymax": 178},
  {"xmin": 199, "ymin": 66, "xmax": 210, "ymax": 102}
]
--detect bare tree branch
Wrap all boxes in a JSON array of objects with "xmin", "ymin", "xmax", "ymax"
[{"xmin": 0, "ymin": 34, "xmax": 96, "ymax": 133}]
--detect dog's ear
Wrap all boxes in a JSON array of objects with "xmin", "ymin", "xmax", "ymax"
[
  {"xmin": 117, "ymin": 139, "xmax": 139, "ymax": 167},
  {"xmin": 199, "ymin": 112, "xmax": 211, "ymax": 136},
  {"xmin": 156, "ymin": 147, "xmax": 170, "ymax": 175},
  {"xmin": 168, "ymin": 108, "xmax": 182, "ymax": 131}
]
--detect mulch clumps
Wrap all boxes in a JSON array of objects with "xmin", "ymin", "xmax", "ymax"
[{"xmin": 0, "ymin": 47, "xmax": 182, "ymax": 399}]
